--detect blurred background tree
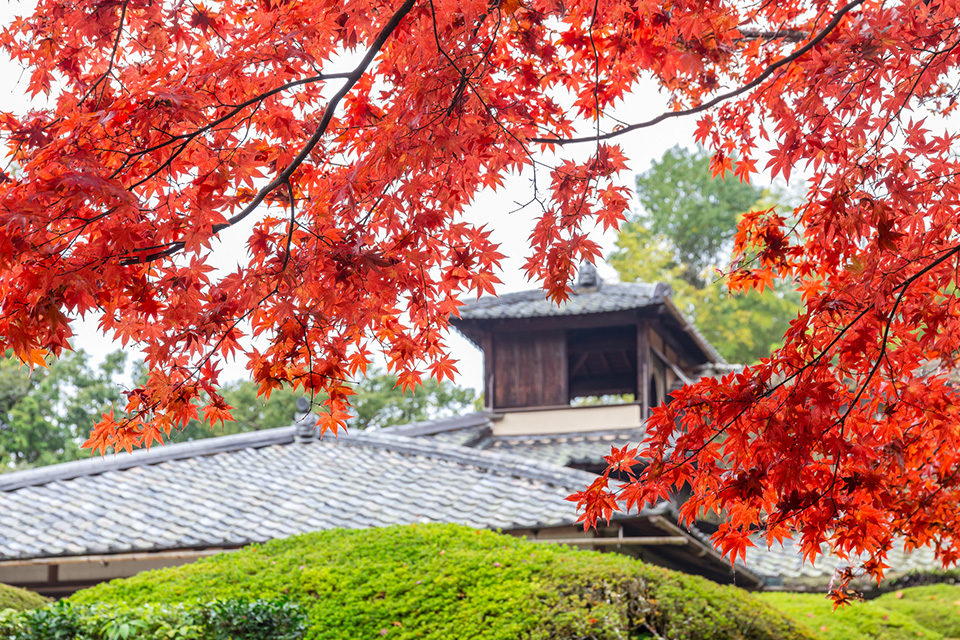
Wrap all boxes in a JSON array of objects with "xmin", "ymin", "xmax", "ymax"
[
  {"xmin": 0, "ymin": 355, "xmax": 476, "ymax": 472},
  {"xmin": 348, "ymin": 370, "xmax": 477, "ymax": 430},
  {"xmin": 0, "ymin": 350, "xmax": 127, "ymax": 470},
  {"xmin": 610, "ymin": 146, "xmax": 802, "ymax": 364}
]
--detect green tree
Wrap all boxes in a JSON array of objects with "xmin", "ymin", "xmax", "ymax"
[
  {"xmin": 348, "ymin": 370, "xmax": 477, "ymax": 430},
  {"xmin": 161, "ymin": 368, "xmax": 477, "ymax": 440},
  {"xmin": 610, "ymin": 146, "xmax": 801, "ymax": 364},
  {"xmin": 0, "ymin": 356, "xmax": 476, "ymax": 471},
  {"xmin": 0, "ymin": 350, "xmax": 128, "ymax": 470}
]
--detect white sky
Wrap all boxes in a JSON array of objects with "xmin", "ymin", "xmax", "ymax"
[{"xmin": 0, "ymin": 3, "xmax": 708, "ymax": 394}]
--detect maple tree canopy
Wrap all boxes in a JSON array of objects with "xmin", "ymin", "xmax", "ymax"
[{"xmin": 2, "ymin": 0, "xmax": 959, "ymax": 597}]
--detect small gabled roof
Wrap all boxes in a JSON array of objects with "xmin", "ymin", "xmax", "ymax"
[
  {"xmin": 456, "ymin": 281, "xmax": 672, "ymax": 321},
  {"xmin": 452, "ymin": 279, "xmax": 725, "ymax": 365},
  {"xmin": 0, "ymin": 427, "xmax": 602, "ymax": 561}
]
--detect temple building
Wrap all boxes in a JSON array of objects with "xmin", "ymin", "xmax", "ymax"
[
  {"xmin": 0, "ymin": 267, "xmax": 940, "ymax": 595},
  {"xmin": 388, "ymin": 264, "xmax": 735, "ymax": 474}
]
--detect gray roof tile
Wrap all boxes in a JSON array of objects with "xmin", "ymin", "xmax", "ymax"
[
  {"xmin": 0, "ymin": 428, "xmax": 600, "ymax": 561},
  {"xmin": 387, "ymin": 413, "xmax": 645, "ymax": 468},
  {"xmin": 745, "ymin": 536, "xmax": 946, "ymax": 588},
  {"xmin": 457, "ymin": 282, "xmax": 672, "ymax": 321},
  {"xmin": 477, "ymin": 428, "xmax": 647, "ymax": 468}
]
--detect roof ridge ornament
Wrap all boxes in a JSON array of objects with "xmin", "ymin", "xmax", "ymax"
[
  {"xmin": 294, "ymin": 396, "xmax": 319, "ymax": 443},
  {"xmin": 576, "ymin": 262, "xmax": 601, "ymax": 291}
]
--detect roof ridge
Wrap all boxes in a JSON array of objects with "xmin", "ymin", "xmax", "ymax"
[
  {"xmin": 0, "ymin": 426, "xmax": 296, "ymax": 492},
  {"xmin": 0, "ymin": 423, "xmax": 597, "ymax": 494},
  {"xmin": 380, "ymin": 411, "xmax": 493, "ymax": 436},
  {"xmin": 465, "ymin": 280, "xmax": 664, "ymax": 304},
  {"xmin": 490, "ymin": 427, "xmax": 647, "ymax": 442},
  {"xmin": 453, "ymin": 280, "xmax": 677, "ymax": 325},
  {"xmin": 338, "ymin": 431, "xmax": 600, "ymax": 489}
]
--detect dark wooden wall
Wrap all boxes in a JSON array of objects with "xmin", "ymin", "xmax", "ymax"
[
  {"xmin": 492, "ymin": 330, "xmax": 567, "ymax": 408},
  {"xmin": 470, "ymin": 313, "xmax": 709, "ymax": 413},
  {"xmin": 567, "ymin": 326, "xmax": 638, "ymax": 399}
]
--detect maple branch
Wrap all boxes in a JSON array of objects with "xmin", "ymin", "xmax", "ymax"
[
  {"xmin": 632, "ymin": 242, "xmax": 960, "ymax": 513},
  {"xmin": 79, "ymin": 0, "xmax": 129, "ymax": 106},
  {"xmin": 119, "ymin": 0, "xmax": 417, "ymax": 266},
  {"xmin": 589, "ymin": 0, "xmax": 602, "ymax": 143},
  {"xmin": 736, "ymin": 27, "xmax": 808, "ymax": 41},
  {"xmin": 425, "ymin": 0, "xmax": 546, "ymax": 205},
  {"xmin": 279, "ymin": 180, "xmax": 296, "ymax": 275},
  {"xmin": 120, "ymin": 72, "xmax": 352, "ymax": 168},
  {"xmin": 531, "ymin": 0, "xmax": 865, "ymax": 145},
  {"xmin": 762, "ymin": 245, "xmax": 960, "ymax": 532}
]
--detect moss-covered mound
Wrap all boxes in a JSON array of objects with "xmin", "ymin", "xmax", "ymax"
[
  {"xmin": 874, "ymin": 584, "xmax": 960, "ymax": 639},
  {"xmin": 760, "ymin": 590, "xmax": 948, "ymax": 640},
  {"xmin": 0, "ymin": 583, "xmax": 48, "ymax": 611},
  {"xmin": 71, "ymin": 524, "xmax": 812, "ymax": 640}
]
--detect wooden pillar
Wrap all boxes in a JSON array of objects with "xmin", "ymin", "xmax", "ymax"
[
  {"xmin": 560, "ymin": 333, "xmax": 569, "ymax": 405},
  {"xmin": 481, "ymin": 331, "xmax": 494, "ymax": 410},
  {"xmin": 46, "ymin": 564, "xmax": 58, "ymax": 588},
  {"xmin": 637, "ymin": 322, "xmax": 650, "ymax": 420}
]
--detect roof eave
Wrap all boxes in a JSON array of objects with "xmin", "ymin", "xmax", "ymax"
[{"xmin": 658, "ymin": 297, "xmax": 727, "ymax": 365}]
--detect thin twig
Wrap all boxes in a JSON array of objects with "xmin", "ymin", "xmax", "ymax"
[
  {"xmin": 119, "ymin": 0, "xmax": 417, "ymax": 265},
  {"xmin": 531, "ymin": 0, "xmax": 865, "ymax": 145}
]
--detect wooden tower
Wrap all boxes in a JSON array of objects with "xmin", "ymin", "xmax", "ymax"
[{"xmin": 451, "ymin": 265, "xmax": 724, "ymax": 423}]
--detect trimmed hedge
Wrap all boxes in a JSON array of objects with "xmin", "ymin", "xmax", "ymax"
[
  {"xmin": 0, "ymin": 584, "xmax": 47, "ymax": 612},
  {"xmin": 880, "ymin": 570, "xmax": 960, "ymax": 593},
  {"xmin": 70, "ymin": 523, "xmax": 814, "ymax": 640},
  {"xmin": 874, "ymin": 584, "xmax": 960, "ymax": 639},
  {"xmin": 0, "ymin": 598, "xmax": 305, "ymax": 640},
  {"xmin": 760, "ymin": 591, "xmax": 945, "ymax": 640}
]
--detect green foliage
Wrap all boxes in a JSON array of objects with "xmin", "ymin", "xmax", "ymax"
[
  {"xmin": 0, "ymin": 583, "xmax": 48, "ymax": 612},
  {"xmin": 197, "ymin": 599, "xmax": 305, "ymax": 640},
  {"xmin": 877, "ymin": 568, "xmax": 960, "ymax": 593},
  {"xmin": 0, "ymin": 350, "xmax": 128, "ymax": 471},
  {"xmin": 174, "ymin": 367, "xmax": 476, "ymax": 440},
  {"xmin": 70, "ymin": 524, "xmax": 812, "ymax": 640},
  {"xmin": 347, "ymin": 370, "xmax": 477, "ymax": 430},
  {"xmin": 641, "ymin": 569, "xmax": 811, "ymax": 640},
  {"xmin": 0, "ymin": 353, "xmax": 474, "ymax": 471},
  {"xmin": 0, "ymin": 599, "xmax": 305, "ymax": 640},
  {"xmin": 760, "ymin": 591, "xmax": 943, "ymax": 640},
  {"xmin": 634, "ymin": 146, "xmax": 763, "ymax": 289},
  {"xmin": 610, "ymin": 146, "xmax": 802, "ymax": 364},
  {"xmin": 874, "ymin": 585, "xmax": 960, "ymax": 638}
]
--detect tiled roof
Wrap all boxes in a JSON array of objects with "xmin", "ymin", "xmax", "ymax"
[
  {"xmin": 456, "ymin": 282, "xmax": 672, "ymax": 321},
  {"xmin": 0, "ymin": 427, "xmax": 602, "ymax": 561},
  {"xmin": 744, "ymin": 536, "xmax": 946, "ymax": 589},
  {"xmin": 475, "ymin": 428, "xmax": 647, "ymax": 468},
  {"xmin": 383, "ymin": 414, "xmax": 943, "ymax": 589},
  {"xmin": 378, "ymin": 413, "xmax": 492, "ymax": 441},
  {"xmin": 384, "ymin": 413, "xmax": 645, "ymax": 468},
  {"xmin": 453, "ymin": 280, "xmax": 726, "ymax": 364}
]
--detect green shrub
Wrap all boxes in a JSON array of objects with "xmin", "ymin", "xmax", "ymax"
[
  {"xmin": 874, "ymin": 585, "xmax": 960, "ymax": 639},
  {"xmin": 198, "ymin": 599, "xmax": 305, "ymax": 640},
  {"xmin": 880, "ymin": 570, "xmax": 960, "ymax": 593},
  {"xmin": 0, "ymin": 598, "xmax": 305, "ymax": 640},
  {"xmin": 70, "ymin": 523, "xmax": 813, "ymax": 640},
  {"xmin": 0, "ymin": 583, "xmax": 47, "ymax": 612},
  {"xmin": 760, "ymin": 591, "xmax": 942, "ymax": 640}
]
